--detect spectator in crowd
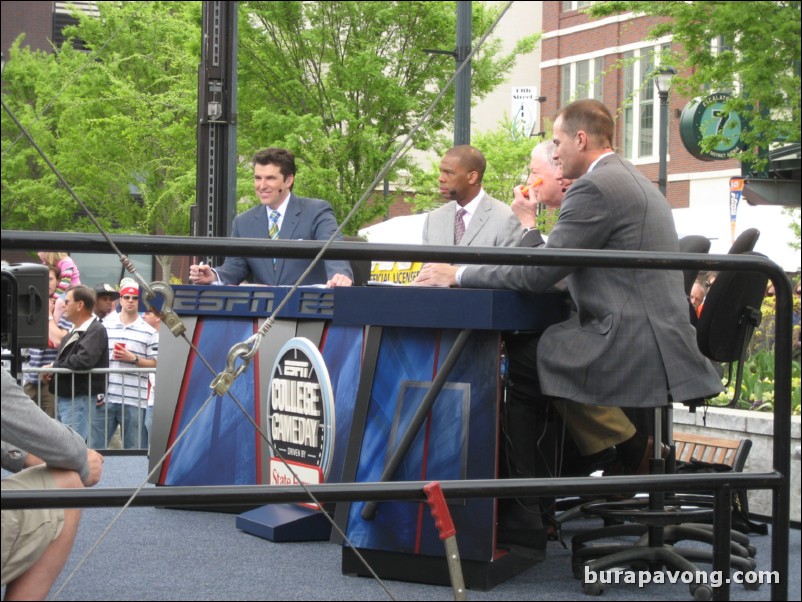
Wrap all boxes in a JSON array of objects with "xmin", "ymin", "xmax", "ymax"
[
  {"xmin": 92, "ymin": 283, "xmax": 121, "ymax": 327},
  {"xmin": 690, "ymin": 278, "xmax": 708, "ymax": 318},
  {"xmin": 22, "ymin": 265, "xmax": 72, "ymax": 419},
  {"xmin": 2, "ymin": 367, "xmax": 104, "ymax": 601},
  {"xmin": 189, "ymin": 147, "xmax": 353, "ymax": 287},
  {"xmin": 141, "ymin": 308, "xmax": 161, "ymax": 447},
  {"xmin": 44, "ymin": 286, "xmax": 108, "ymax": 443},
  {"xmin": 92, "ymin": 279, "xmax": 158, "ymax": 449},
  {"xmin": 37, "ymin": 252, "xmax": 80, "ymax": 324}
]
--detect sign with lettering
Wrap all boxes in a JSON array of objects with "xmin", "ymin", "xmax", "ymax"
[
  {"xmin": 511, "ymin": 86, "xmax": 539, "ymax": 138},
  {"xmin": 369, "ymin": 261, "xmax": 423, "ymax": 284},
  {"xmin": 171, "ymin": 285, "xmax": 334, "ymax": 318},
  {"xmin": 267, "ymin": 338, "xmax": 335, "ymax": 480},
  {"xmin": 679, "ymin": 92, "xmax": 747, "ymax": 161}
]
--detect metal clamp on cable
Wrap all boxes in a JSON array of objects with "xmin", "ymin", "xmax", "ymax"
[
  {"xmin": 210, "ymin": 341, "xmax": 254, "ymax": 396},
  {"xmin": 141, "ymin": 281, "xmax": 187, "ymax": 337}
]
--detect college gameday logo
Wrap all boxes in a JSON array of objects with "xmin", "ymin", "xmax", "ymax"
[{"xmin": 267, "ymin": 338, "xmax": 335, "ymax": 485}]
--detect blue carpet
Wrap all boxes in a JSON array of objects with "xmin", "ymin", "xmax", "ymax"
[{"xmin": 14, "ymin": 457, "xmax": 802, "ymax": 601}]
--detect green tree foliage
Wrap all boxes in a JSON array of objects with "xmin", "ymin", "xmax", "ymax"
[
  {"xmin": 236, "ymin": 1, "xmax": 536, "ymax": 234},
  {"xmin": 1, "ymin": 1, "xmax": 202, "ymax": 235},
  {"xmin": 1, "ymin": 1, "xmax": 536, "ymax": 237},
  {"xmin": 587, "ymin": 1, "xmax": 801, "ymax": 165}
]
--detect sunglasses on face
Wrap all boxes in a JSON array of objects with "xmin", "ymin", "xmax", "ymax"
[{"xmin": 122, "ymin": 295, "xmax": 139, "ymax": 301}]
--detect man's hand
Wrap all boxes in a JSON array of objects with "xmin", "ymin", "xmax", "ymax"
[
  {"xmin": 84, "ymin": 449, "xmax": 104, "ymax": 487},
  {"xmin": 512, "ymin": 185, "xmax": 538, "ymax": 229},
  {"xmin": 23, "ymin": 453, "xmax": 44, "ymax": 468},
  {"xmin": 326, "ymin": 273, "xmax": 353, "ymax": 287},
  {"xmin": 414, "ymin": 263, "xmax": 459, "ymax": 287},
  {"xmin": 189, "ymin": 263, "xmax": 215, "ymax": 285}
]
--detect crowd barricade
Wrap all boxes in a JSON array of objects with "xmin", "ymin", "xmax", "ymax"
[{"xmin": 21, "ymin": 366, "xmax": 156, "ymax": 453}]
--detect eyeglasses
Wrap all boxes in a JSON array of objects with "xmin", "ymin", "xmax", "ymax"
[{"xmin": 122, "ymin": 295, "xmax": 139, "ymax": 301}]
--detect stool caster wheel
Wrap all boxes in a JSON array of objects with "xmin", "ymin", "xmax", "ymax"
[
  {"xmin": 582, "ymin": 581, "xmax": 604, "ymax": 596},
  {"xmin": 691, "ymin": 584, "xmax": 712, "ymax": 601}
]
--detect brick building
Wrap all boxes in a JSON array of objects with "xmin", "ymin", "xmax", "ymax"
[{"xmin": 539, "ymin": 2, "xmax": 740, "ymax": 211}]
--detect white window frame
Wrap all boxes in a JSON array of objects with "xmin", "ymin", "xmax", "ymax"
[
  {"xmin": 622, "ymin": 45, "xmax": 670, "ymax": 164},
  {"xmin": 561, "ymin": 57, "xmax": 604, "ymax": 106},
  {"xmin": 562, "ymin": 1, "xmax": 592, "ymax": 12}
]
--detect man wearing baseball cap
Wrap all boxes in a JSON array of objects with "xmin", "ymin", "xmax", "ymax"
[
  {"xmin": 91, "ymin": 279, "xmax": 158, "ymax": 449},
  {"xmin": 92, "ymin": 283, "xmax": 120, "ymax": 327}
]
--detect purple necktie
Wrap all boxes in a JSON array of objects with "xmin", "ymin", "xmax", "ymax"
[{"xmin": 455, "ymin": 208, "xmax": 467, "ymax": 245}]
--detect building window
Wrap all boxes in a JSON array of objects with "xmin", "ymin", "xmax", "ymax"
[
  {"xmin": 561, "ymin": 57, "xmax": 604, "ymax": 106},
  {"xmin": 562, "ymin": 1, "xmax": 592, "ymax": 12},
  {"xmin": 622, "ymin": 46, "xmax": 669, "ymax": 161},
  {"xmin": 53, "ymin": 1, "xmax": 98, "ymax": 50}
]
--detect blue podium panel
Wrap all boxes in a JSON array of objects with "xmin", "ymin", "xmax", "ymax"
[
  {"xmin": 161, "ymin": 317, "xmax": 260, "ymax": 485},
  {"xmin": 148, "ymin": 286, "xmax": 363, "ymax": 488},
  {"xmin": 342, "ymin": 327, "xmax": 500, "ymax": 562}
]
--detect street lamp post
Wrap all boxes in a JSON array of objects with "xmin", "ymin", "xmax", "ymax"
[{"xmin": 654, "ymin": 67, "xmax": 677, "ymax": 199}]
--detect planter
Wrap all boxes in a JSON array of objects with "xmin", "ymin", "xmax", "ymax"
[{"xmin": 673, "ymin": 403, "xmax": 801, "ymax": 523}]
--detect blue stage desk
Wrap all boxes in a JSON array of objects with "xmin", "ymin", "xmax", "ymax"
[
  {"xmin": 330, "ymin": 286, "xmax": 569, "ymax": 589},
  {"xmin": 147, "ymin": 285, "xmax": 569, "ymax": 588}
]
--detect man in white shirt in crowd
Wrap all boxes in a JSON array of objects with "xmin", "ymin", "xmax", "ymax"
[{"xmin": 91, "ymin": 279, "xmax": 158, "ymax": 449}]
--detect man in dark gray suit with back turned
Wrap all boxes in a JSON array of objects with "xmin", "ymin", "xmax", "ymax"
[
  {"xmin": 416, "ymin": 99, "xmax": 722, "ymax": 431},
  {"xmin": 190, "ymin": 147, "xmax": 353, "ymax": 287}
]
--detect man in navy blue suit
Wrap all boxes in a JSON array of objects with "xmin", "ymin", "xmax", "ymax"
[{"xmin": 189, "ymin": 147, "xmax": 353, "ymax": 287}]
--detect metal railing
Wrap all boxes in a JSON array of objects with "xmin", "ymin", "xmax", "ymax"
[
  {"xmin": 1, "ymin": 229, "xmax": 794, "ymax": 601},
  {"xmin": 21, "ymin": 366, "xmax": 156, "ymax": 453}
]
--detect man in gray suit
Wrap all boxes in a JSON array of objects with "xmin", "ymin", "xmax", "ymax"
[
  {"xmin": 189, "ymin": 147, "xmax": 353, "ymax": 287},
  {"xmin": 420, "ymin": 145, "xmax": 522, "ymax": 249},
  {"xmin": 417, "ymin": 100, "xmax": 723, "ymax": 468}
]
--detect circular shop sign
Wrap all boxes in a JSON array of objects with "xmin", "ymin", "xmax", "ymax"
[
  {"xmin": 679, "ymin": 92, "xmax": 747, "ymax": 161},
  {"xmin": 267, "ymin": 337, "xmax": 335, "ymax": 479}
]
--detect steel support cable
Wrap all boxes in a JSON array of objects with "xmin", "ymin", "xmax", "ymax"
[
  {"xmin": 211, "ymin": 1, "xmax": 516, "ymax": 393},
  {"xmin": 2, "ymin": 3, "xmax": 518, "ymax": 598},
  {"xmin": 2, "ymin": 91, "xmax": 397, "ymax": 600}
]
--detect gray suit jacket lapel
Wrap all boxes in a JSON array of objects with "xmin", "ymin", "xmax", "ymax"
[{"xmin": 461, "ymin": 196, "xmax": 491, "ymax": 246}]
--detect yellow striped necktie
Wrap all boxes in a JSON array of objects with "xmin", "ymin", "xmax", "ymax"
[{"xmin": 268, "ymin": 210, "xmax": 280, "ymax": 239}]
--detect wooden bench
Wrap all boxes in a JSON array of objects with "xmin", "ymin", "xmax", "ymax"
[{"xmin": 673, "ymin": 430, "xmax": 751, "ymax": 471}]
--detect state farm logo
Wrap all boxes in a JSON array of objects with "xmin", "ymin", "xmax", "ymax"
[{"xmin": 267, "ymin": 338, "xmax": 335, "ymax": 482}]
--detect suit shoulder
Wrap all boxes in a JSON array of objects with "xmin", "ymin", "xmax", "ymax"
[
  {"xmin": 235, "ymin": 204, "xmax": 265, "ymax": 220},
  {"xmin": 291, "ymin": 195, "xmax": 333, "ymax": 211},
  {"xmin": 483, "ymin": 195, "xmax": 514, "ymax": 214},
  {"xmin": 428, "ymin": 200, "xmax": 456, "ymax": 217}
]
